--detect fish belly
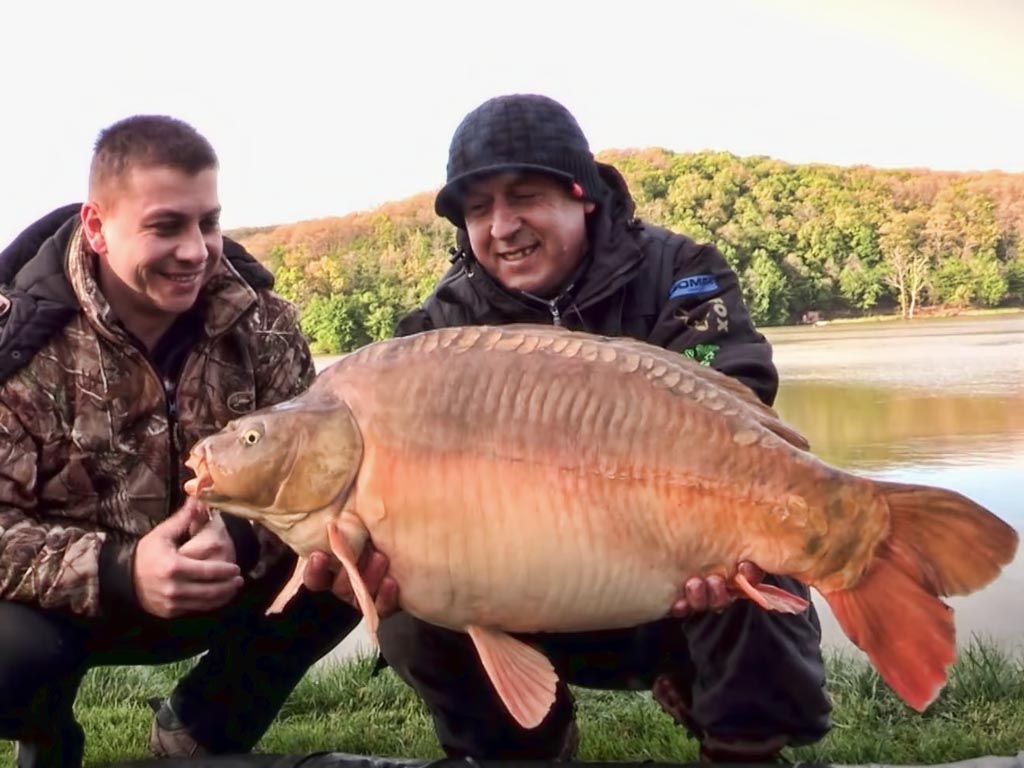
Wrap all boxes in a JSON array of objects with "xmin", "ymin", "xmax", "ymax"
[
  {"xmin": 334, "ymin": 326, "xmax": 831, "ymax": 633},
  {"xmin": 359, "ymin": 446, "xmax": 745, "ymax": 634}
]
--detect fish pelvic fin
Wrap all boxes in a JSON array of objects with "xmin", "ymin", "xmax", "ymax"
[
  {"xmin": 466, "ymin": 625, "xmax": 558, "ymax": 730},
  {"xmin": 732, "ymin": 573, "xmax": 809, "ymax": 613},
  {"xmin": 265, "ymin": 556, "xmax": 308, "ymax": 616},
  {"xmin": 822, "ymin": 481, "xmax": 1018, "ymax": 713},
  {"xmin": 327, "ymin": 515, "xmax": 379, "ymax": 642}
]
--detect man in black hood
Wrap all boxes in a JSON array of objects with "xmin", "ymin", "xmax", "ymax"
[{"xmin": 375, "ymin": 94, "xmax": 832, "ymax": 763}]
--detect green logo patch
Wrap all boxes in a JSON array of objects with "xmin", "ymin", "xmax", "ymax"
[{"xmin": 682, "ymin": 343, "xmax": 719, "ymax": 366}]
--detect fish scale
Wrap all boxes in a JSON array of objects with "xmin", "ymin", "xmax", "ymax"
[{"xmin": 185, "ymin": 323, "xmax": 1018, "ymax": 728}]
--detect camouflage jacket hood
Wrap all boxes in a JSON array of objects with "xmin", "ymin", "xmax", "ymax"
[{"xmin": 0, "ymin": 216, "xmax": 314, "ymax": 617}]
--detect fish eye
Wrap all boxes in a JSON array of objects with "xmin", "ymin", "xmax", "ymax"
[{"xmin": 240, "ymin": 428, "xmax": 262, "ymax": 446}]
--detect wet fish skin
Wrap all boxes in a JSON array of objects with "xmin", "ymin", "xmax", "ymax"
[{"xmin": 184, "ymin": 324, "xmax": 1019, "ymax": 727}]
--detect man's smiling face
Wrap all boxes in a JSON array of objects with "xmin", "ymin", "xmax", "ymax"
[
  {"xmin": 86, "ymin": 164, "xmax": 223, "ymax": 324},
  {"xmin": 461, "ymin": 172, "xmax": 595, "ymax": 298}
]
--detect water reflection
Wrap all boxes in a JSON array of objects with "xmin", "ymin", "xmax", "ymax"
[
  {"xmin": 766, "ymin": 314, "xmax": 1024, "ymax": 650},
  {"xmin": 774, "ymin": 381, "xmax": 1024, "ymax": 478}
]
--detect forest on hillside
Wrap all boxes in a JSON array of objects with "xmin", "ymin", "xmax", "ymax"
[{"xmin": 233, "ymin": 149, "xmax": 1024, "ymax": 355}]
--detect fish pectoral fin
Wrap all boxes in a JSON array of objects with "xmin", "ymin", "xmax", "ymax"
[
  {"xmin": 265, "ymin": 556, "xmax": 308, "ymax": 616},
  {"xmin": 732, "ymin": 573, "xmax": 809, "ymax": 614},
  {"xmin": 466, "ymin": 625, "xmax": 558, "ymax": 730},
  {"xmin": 327, "ymin": 517, "xmax": 380, "ymax": 642}
]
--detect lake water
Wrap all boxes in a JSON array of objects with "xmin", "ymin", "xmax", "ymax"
[
  {"xmin": 316, "ymin": 312, "xmax": 1024, "ymax": 664},
  {"xmin": 765, "ymin": 313, "xmax": 1023, "ymax": 653}
]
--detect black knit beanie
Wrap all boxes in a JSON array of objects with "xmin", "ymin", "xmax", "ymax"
[{"xmin": 435, "ymin": 94, "xmax": 607, "ymax": 228}]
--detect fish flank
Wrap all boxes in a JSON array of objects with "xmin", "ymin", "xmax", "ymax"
[{"xmin": 190, "ymin": 324, "xmax": 1019, "ymax": 724}]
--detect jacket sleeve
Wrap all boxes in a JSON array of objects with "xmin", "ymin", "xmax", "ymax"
[
  {"xmin": 0, "ymin": 398, "xmax": 112, "ymax": 616},
  {"xmin": 647, "ymin": 239, "xmax": 779, "ymax": 406},
  {"xmin": 394, "ymin": 306, "xmax": 436, "ymax": 338}
]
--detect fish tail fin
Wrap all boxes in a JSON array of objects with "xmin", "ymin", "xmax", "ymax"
[{"xmin": 822, "ymin": 481, "xmax": 1018, "ymax": 711}]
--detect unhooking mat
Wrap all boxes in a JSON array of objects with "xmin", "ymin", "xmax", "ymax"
[{"xmin": 108, "ymin": 749, "xmax": 1024, "ymax": 768}]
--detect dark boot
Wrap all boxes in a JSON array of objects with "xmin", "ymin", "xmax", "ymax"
[
  {"xmin": 655, "ymin": 672, "xmax": 788, "ymax": 764},
  {"xmin": 13, "ymin": 723, "xmax": 84, "ymax": 768},
  {"xmin": 699, "ymin": 742, "xmax": 789, "ymax": 764},
  {"xmin": 147, "ymin": 697, "xmax": 209, "ymax": 759}
]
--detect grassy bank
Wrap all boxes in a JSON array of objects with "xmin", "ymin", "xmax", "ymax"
[{"xmin": 2, "ymin": 638, "xmax": 1021, "ymax": 766}]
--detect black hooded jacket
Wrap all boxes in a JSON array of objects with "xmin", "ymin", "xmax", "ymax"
[{"xmin": 396, "ymin": 164, "xmax": 780, "ymax": 406}]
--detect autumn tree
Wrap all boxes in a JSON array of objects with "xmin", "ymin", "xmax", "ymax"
[
  {"xmin": 230, "ymin": 149, "xmax": 1024, "ymax": 351},
  {"xmin": 880, "ymin": 210, "xmax": 930, "ymax": 319}
]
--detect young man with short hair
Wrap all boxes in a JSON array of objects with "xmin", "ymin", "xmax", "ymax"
[{"xmin": 0, "ymin": 115, "xmax": 384, "ymax": 767}]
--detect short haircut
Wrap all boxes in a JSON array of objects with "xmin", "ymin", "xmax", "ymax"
[{"xmin": 88, "ymin": 115, "xmax": 218, "ymax": 200}]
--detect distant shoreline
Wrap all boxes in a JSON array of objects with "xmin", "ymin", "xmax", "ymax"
[{"xmin": 767, "ymin": 305, "xmax": 1024, "ymax": 331}]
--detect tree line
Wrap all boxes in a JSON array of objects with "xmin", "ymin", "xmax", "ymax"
[{"xmin": 233, "ymin": 150, "xmax": 1024, "ymax": 354}]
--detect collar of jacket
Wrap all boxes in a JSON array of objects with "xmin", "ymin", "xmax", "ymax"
[
  {"xmin": 61, "ymin": 223, "xmax": 260, "ymax": 347},
  {"xmin": 441, "ymin": 162, "xmax": 647, "ymax": 321}
]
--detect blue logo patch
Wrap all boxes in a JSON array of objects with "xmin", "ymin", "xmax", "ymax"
[{"xmin": 669, "ymin": 274, "xmax": 718, "ymax": 299}]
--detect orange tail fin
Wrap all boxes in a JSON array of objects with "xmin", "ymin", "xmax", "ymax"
[{"xmin": 823, "ymin": 481, "xmax": 1018, "ymax": 712}]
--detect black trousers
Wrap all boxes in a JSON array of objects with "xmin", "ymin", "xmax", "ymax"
[
  {"xmin": 376, "ymin": 575, "xmax": 833, "ymax": 760},
  {"xmin": 0, "ymin": 552, "xmax": 362, "ymax": 767}
]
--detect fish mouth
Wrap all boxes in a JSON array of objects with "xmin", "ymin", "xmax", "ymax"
[{"xmin": 184, "ymin": 449, "xmax": 214, "ymax": 498}]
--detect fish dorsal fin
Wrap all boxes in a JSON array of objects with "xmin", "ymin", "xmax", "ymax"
[
  {"xmin": 466, "ymin": 625, "xmax": 559, "ymax": 729},
  {"xmin": 468, "ymin": 324, "xmax": 811, "ymax": 452}
]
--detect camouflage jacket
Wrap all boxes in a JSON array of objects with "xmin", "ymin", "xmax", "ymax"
[{"xmin": 0, "ymin": 218, "xmax": 314, "ymax": 617}]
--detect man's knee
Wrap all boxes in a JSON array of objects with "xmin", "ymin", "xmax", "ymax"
[
  {"xmin": 682, "ymin": 575, "xmax": 832, "ymax": 746},
  {"xmin": 377, "ymin": 611, "xmax": 474, "ymax": 685},
  {"xmin": 0, "ymin": 602, "xmax": 85, "ymax": 735},
  {"xmin": 376, "ymin": 613, "xmax": 577, "ymax": 760}
]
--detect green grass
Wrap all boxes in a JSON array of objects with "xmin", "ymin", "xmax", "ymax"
[{"xmin": 2, "ymin": 638, "xmax": 1022, "ymax": 766}]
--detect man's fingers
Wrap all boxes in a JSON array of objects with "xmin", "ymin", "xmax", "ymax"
[
  {"xmin": 705, "ymin": 575, "xmax": 731, "ymax": 611},
  {"xmin": 669, "ymin": 597, "xmax": 691, "ymax": 617},
  {"xmin": 182, "ymin": 496, "xmax": 210, "ymax": 516},
  {"xmin": 156, "ymin": 503, "xmax": 207, "ymax": 541},
  {"xmin": 174, "ymin": 556, "xmax": 241, "ymax": 583},
  {"xmin": 302, "ymin": 551, "xmax": 336, "ymax": 592},
  {"xmin": 360, "ymin": 551, "xmax": 389, "ymax": 593},
  {"xmin": 331, "ymin": 569, "xmax": 355, "ymax": 603},
  {"xmin": 301, "ymin": 545, "xmax": 395, "ymax": 612},
  {"xmin": 374, "ymin": 577, "xmax": 400, "ymax": 618},
  {"xmin": 330, "ymin": 549, "xmax": 391, "ymax": 607},
  {"xmin": 683, "ymin": 577, "xmax": 708, "ymax": 612},
  {"xmin": 148, "ymin": 575, "xmax": 244, "ymax": 617},
  {"xmin": 179, "ymin": 535, "xmax": 218, "ymax": 560}
]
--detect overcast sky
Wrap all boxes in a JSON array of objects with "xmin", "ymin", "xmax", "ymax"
[{"xmin": 2, "ymin": 0, "xmax": 1021, "ymax": 246}]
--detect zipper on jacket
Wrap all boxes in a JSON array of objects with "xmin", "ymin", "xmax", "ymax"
[
  {"xmin": 162, "ymin": 374, "xmax": 181, "ymax": 513},
  {"xmin": 518, "ymin": 288, "xmax": 565, "ymax": 327}
]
